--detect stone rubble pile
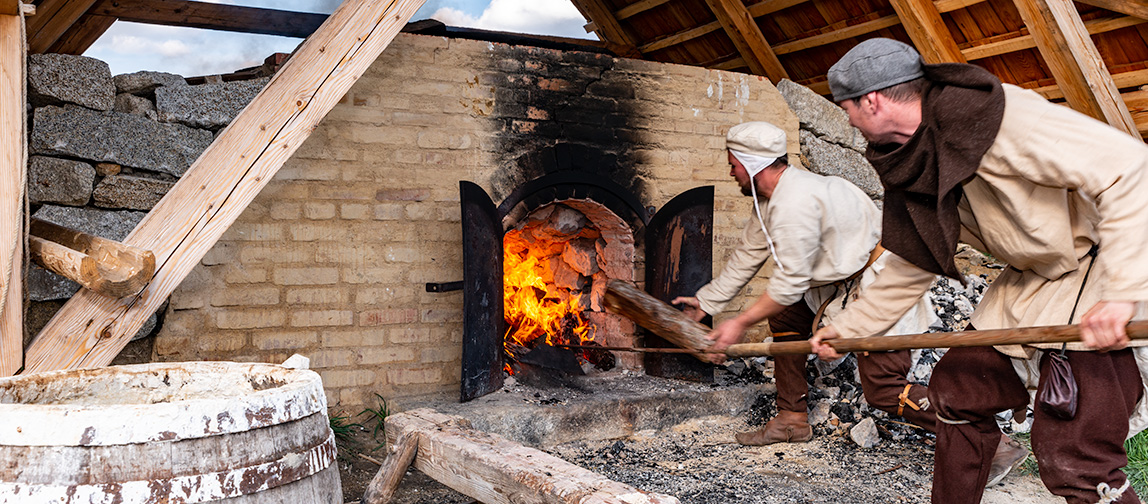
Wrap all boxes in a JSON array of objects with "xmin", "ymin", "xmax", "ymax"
[{"xmin": 23, "ymin": 53, "xmax": 266, "ymax": 338}]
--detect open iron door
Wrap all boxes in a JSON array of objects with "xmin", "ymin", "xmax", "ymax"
[
  {"xmin": 644, "ymin": 186, "xmax": 715, "ymax": 382},
  {"xmin": 459, "ymin": 181, "xmax": 504, "ymax": 402}
]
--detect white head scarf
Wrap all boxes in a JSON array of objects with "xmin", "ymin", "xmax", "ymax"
[{"xmin": 726, "ymin": 122, "xmax": 788, "ymax": 274}]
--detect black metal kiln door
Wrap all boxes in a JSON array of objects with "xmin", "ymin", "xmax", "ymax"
[
  {"xmin": 459, "ymin": 181, "xmax": 504, "ymax": 402},
  {"xmin": 644, "ymin": 186, "xmax": 715, "ymax": 381}
]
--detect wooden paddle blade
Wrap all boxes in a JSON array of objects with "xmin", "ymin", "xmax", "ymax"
[{"xmin": 603, "ymin": 280, "xmax": 713, "ymax": 361}]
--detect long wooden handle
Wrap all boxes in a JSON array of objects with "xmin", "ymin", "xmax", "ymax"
[
  {"xmin": 725, "ymin": 320, "xmax": 1148, "ymax": 357},
  {"xmin": 603, "ymin": 279, "xmax": 714, "ymax": 362}
]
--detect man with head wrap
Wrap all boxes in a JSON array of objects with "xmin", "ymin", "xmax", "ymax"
[
  {"xmin": 671, "ymin": 121, "xmax": 942, "ymax": 446},
  {"xmin": 811, "ymin": 38, "xmax": 1148, "ymax": 504}
]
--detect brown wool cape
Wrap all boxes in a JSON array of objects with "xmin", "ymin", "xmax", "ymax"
[{"xmin": 865, "ymin": 64, "xmax": 1005, "ymax": 279}]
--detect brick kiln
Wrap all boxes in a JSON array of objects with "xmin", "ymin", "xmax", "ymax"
[{"xmin": 151, "ymin": 31, "xmax": 801, "ymax": 410}]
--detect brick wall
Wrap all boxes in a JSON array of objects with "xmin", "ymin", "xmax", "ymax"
[{"xmin": 152, "ymin": 33, "xmax": 799, "ymax": 410}]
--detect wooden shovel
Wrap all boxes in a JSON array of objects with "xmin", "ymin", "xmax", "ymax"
[{"xmin": 604, "ymin": 279, "xmax": 1148, "ymax": 359}]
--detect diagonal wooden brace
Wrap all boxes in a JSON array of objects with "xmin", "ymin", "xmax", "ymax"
[{"xmin": 28, "ymin": 218, "xmax": 155, "ymax": 298}]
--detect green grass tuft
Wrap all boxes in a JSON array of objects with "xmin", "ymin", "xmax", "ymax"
[
  {"xmin": 358, "ymin": 393, "xmax": 391, "ymax": 451},
  {"xmin": 1125, "ymin": 429, "xmax": 1148, "ymax": 495}
]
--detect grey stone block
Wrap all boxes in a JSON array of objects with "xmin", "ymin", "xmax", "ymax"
[
  {"xmin": 777, "ymin": 79, "xmax": 868, "ymax": 153},
  {"xmin": 92, "ymin": 174, "xmax": 175, "ymax": 210},
  {"xmin": 27, "ymin": 53, "xmax": 115, "ymax": 112},
  {"xmin": 32, "ymin": 205, "xmax": 147, "ymax": 241},
  {"xmin": 800, "ymin": 129, "xmax": 883, "ymax": 200},
  {"xmin": 31, "ymin": 104, "xmax": 213, "ymax": 177},
  {"xmin": 114, "ymin": 93, "xmax": 158, "ymax": 121},
  {"xmin": 157, "ymin": 77, "xmax": 270, "ymax": 129},
  {"xmin": 27, "ymin": 156, "xmax": 95, "ymax": 206},
  {"xmin": 114, "ymin": 70, "xmax": 187, "ymax": 97},
  {"xmin": 28, "ymin": 267, "xmax": 80, "ymax": 302}
]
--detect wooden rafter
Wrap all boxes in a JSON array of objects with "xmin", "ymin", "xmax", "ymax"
[
  {"xmin": 570, "ymin": 0, "xmax": 638, "ymax": 48},
  {"xmin": 1123, "ymin": 88, "xmax": 1148, "ymax": 136},
  {"xmin": 0, "ymin": 0, "xmax": 25, "ymax": 376},
  {"xmin": 1012, "ymin": 0, "xmax": 1138, "ymax": 136},
  {"xmin": 703, "ymin": 0, "xmax": 788, "ymax": 81},
  {"xmin": 48, "ymin": 13, "xmax": 114, "ymax": 54},
  {"xmin": 962, "ymin": 15, "xmax": 1144, "ymax": 61},
  {"xmin": 25, "ymin": 0, "xmax": 99, "ymax": 54},
  {"xmin": 638, "ymin": 0, "xmax": 808, "ymax": 55},
  {"xmin": 22, "ymin": 0, "xmax": 427, "ymax": 373},
  {"xmin": 935, "ymin": 0, "xmax": 987, "ymax": 12},
  {"xmin": 1074, "ymin": 0, "xmax": 1148, "ymax": 20},
  {"xmin": 1033, "ymin": 68, "xmax": 1148, "ymax": 99},
  {"xmin": 889, "ymin": 0, "xmax": 966, "ymax": 63},
  {"xmin": 89, "ymin": 0, "xmax": 328, "ymax": 38}
]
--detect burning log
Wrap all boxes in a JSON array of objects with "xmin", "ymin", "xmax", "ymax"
[
  {"xmin": 603, "ymin": 280, "xmax": 714, "ymax": 362},
  {"xmin": 384, "ymin": 408, "xmax": 681, "ymax": 504}
]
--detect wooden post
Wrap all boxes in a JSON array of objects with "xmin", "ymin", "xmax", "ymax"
[
  {"xmin": 385, "ymin": 409, "xmax": 681, "ymax": 504},
  {"xmin": 0, "ymin": 0, "xmax": 26, "ymax": 377},
  {"xmin": 360, "ymin": 430, "xmax": 418, "ymax": 504},
  {"xmin": 703, "ymin": 0, "xmax": 789, "ymax": 82},
  {"xmin": 23, "ymin": 0, "xmax": 427, "ymax": 373},
  {"xmin": 888, "ymin": 0, "xmax": 967, "ymax": 64}
]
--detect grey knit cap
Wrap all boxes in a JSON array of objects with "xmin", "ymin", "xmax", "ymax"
[{"xmin": 827, "ymin": 38, "xmax": 924, "ymax": 101}]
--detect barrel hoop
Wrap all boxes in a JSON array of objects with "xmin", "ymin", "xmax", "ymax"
[
  {"xmin": 0, "ymin": 362, "xmax": 328, "ymax": 446},
  {"xmin": 0, "ymin": 433, "xmax": 337, "ymax": 503}
]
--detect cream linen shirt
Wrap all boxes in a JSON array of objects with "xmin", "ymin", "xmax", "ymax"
[
  {"xmin": 832, "ymin": 84, "xmax": 1148, "ymax": 356},
  {"xmin": 695, "ymin": 168, "xmax": 936, "ymax": 335}
]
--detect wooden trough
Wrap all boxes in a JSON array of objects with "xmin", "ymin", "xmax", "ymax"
[{"xmin": 0, "ymin": 361, "xmax": 342, "ymax": 503}]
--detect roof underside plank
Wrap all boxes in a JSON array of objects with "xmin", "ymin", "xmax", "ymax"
[
  {"xmin": 26, "ymin": 0, "xmax": 99, "ymax": 53},
  {"xmin": 48, "ymin": 12, "xmax": 112, "ymax": 54},
  {"xmin": 89, "ymin": 0, "xmax": 328, "ymax": 38},
  {"xmin": 1012, "ymin": 0, "xmax": 1138, "ymax": 136},
  {"xmin": 22, "ymin": 0, "xmax": 429, "ymax": 373}
]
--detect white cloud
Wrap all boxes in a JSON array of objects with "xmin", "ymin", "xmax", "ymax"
[{"xmin": 431, "ymin": 0, "xmax": 593, "ymax": 39}]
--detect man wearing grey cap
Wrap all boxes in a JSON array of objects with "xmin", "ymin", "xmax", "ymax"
[
  {"xmin": 811, "ymin": 37, "xmax": 1148, "ymax": 503},
  {"xmin": 672, "ymin": 121, "xmax": 939, "ymax": 445}
]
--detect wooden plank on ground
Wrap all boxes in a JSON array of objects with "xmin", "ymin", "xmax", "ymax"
[
  {"xmin": 386, "ymin": 409, "xmax": 682, "ymax": 504},
  {"xmin": 25, "ymin": 0, "xmax": 99, "ymax": 53},
  {"xmin": 22, "ymin": 0, "xmax": 427, "ymax": 373},
  {"xmin": 361, "ymin": 429, "xmax": 419, "ymax": 504},
  {"xmin": 89, "ymin": 0, "xmax": 328, "ymax": 38},
  {"xmin": 889, "ymin": 0, "xmax": 967, "ymax": 63},
  {"xmin": 703, "ymin": 0, "xmax": 788, "ymax": 81},
  {"xmin": 0, "ymin": 4, "xmax": 25, "ymax": 376},
  {"xmin": 1012, "ymin": 0, "xmax": 1139, "ymax": 137}
]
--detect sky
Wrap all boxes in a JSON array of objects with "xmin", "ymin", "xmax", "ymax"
[{"xmin": 84, "ymin": 0, "xmax": 595, "ymax": 77}]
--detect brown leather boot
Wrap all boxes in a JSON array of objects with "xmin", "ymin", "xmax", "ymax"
[{"xmin": 735, "ymin": 410, "xmax": 813, "ymax": 446}]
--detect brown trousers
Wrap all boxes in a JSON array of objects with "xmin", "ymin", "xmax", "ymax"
[
  {"xmin": 769, "ymin": 302, "xmax": 936, "ymax": 431},
  {"xmin": 929, "ymin": 345, "xmax": 1143, "ymax": 504}
]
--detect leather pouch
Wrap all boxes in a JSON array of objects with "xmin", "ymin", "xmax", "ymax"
[{"xmin": 1038, "ymin": 351, "xmax": 1077, "ymax": 420}]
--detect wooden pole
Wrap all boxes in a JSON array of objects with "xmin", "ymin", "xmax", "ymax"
[
  {"xmin": 725, "ymin": 320, "xmax": 1148, "ymax": 357},
  {"xmin": 29, "ymin": 218, "xmax": 155, "ymax": 298},
  {"xmin": 0, "ymin": 0, "xmax": 26, "ymax": 377},
  {"xmin": 605, "ymin": 280, "xmax": 1148, "ymax": 357},
  {"xmin": 23, "ymin": 0, "xmax": 427, "ymax": 373}
]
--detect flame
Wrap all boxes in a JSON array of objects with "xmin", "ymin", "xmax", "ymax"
[{"xmin": 503, "ymin": 229, "xmax": 593, "ymax": 356}]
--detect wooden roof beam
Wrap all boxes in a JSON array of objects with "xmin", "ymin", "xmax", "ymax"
[
  {"xmin": 1073, "ymin": 0, "xmax": 1148, "ymax": 20},
  {"xmin": 48, "ymin": 13, "xmax": 114, "ymax": 55},
  {"xmin": 570, "ymin": 0, "xmax": 639, "ymax": 48},
  {"xmin": 22, "ymin": 0, "xmax": 428, "ymax": 373},
  {"xmin": 26, "ymin": 0, "xmax": 99, "ymax": 54},
  {"xmin": 962, "ymin": 15, "xmax": 1143, "ymax": 60},
  {"xmin": 89, "ymin": 0, "xmax": 327, "ymax": 38},
  {"xmin": 703, "ymin": 0, "xmax": 788, "ymax": 81},
  {"xmin": 935, "ymin": 0, "xmax": 987, "ymax": 12},
  {"xmin": 1013, "ymin": 0, "xmax": 1138, "ymax": 136},
  {"xmin": 771, "ymin": 15, "xmax": 900, "ymax": 55},
  {"xmin": 1032, "ymin": 68, "xmax": 1148, "ymax": 100},
  {"xmin": 0, "ymin": 0, "xmax": 25, "ymax": 376},
  {"xmin": 889, "ymin": 0, "xmax": 966, "ymax": 63}
]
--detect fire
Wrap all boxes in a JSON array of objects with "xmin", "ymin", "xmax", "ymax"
[{"xmin": 502, "ymin": 229, "xmax": 593, "ymax": 358}]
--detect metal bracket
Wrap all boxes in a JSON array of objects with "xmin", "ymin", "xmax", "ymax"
[{"xmin": 425, "ymin": 281, "xmax": 463, "ymax": 293}]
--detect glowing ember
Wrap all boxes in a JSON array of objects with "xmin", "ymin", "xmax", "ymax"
[{"xmin": 502, "ymin": 229, "xmax": 593, "ymax": 356}]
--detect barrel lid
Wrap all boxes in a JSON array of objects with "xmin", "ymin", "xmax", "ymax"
[{"xmin": 0, "ymin": 361, "xmax": 327, "ymax": 446}]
